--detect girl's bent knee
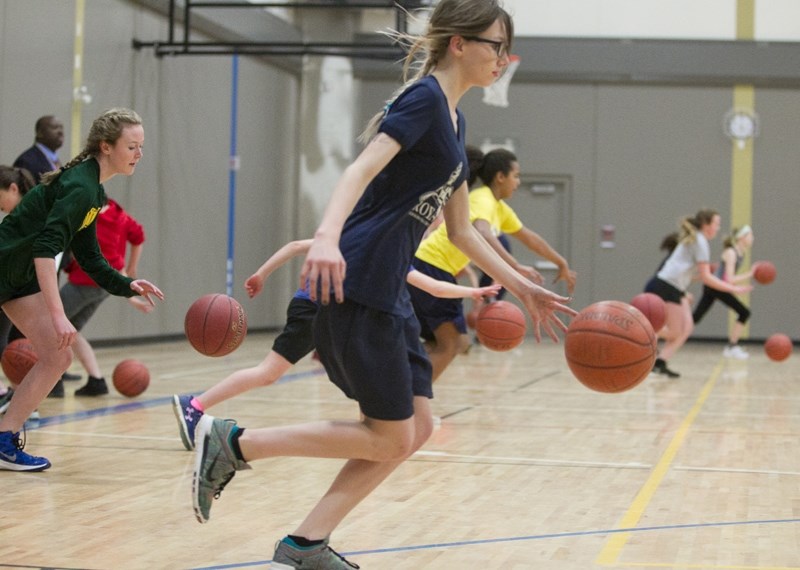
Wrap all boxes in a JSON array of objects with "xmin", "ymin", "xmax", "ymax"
[{"xmin": 376, "ymin": 432, "xmax": 416, "ymax": 462}]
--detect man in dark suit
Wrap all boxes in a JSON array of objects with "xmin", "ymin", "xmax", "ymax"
[
  {"xmin": 13, "ymin": 116, "xmax": 65, "ymax": 183},
  {"xmin": 10, "ymin": 115, "xmax": 76, "ymax": 389}
]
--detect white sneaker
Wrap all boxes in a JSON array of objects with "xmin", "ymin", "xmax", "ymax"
[{"xmin": 723, "ymin": 345, "xmax": 749, "ymax": 360}]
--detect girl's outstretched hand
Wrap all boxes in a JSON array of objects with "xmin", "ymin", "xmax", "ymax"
[
  {"xmin": 554, "ymin": 266, "xmax": 578, "ymax": 296},
  {"xmin": 130, "ymin": 279, "xmax": 165, "ymax": 306},
  {"xmin": 244, "ymin": 274, "xmax": 264, "ymax": 298},
  {"xmin": 517, "ymin": 285, "xmax": 577, "ymax": 343},
  {"xmin": 471, "ymin": 284, "xmax": 502, "ymax": 301}
]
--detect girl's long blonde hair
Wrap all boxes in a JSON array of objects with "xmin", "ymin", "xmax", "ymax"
[{"xmin": 359, "ymin": 0, "xmax": 512, "ymax": 143}]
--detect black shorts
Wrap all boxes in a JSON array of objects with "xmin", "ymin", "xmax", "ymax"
[
  {"xmin": 644, "ymin": 276, "xmax": 684, "ymax": 305},
  {"xmin": 271, "ymin": 297, "xmax": 318, "ymax": 364},
  {"xmin": 313, "ymin": 299, "xmax": 433, "ymax": 421},
  {"xmin": 408, "ymin": 258, "xmax": 466, "ymax": 341},
  {"xmin": 0, "ymin": 280, "xmax": 41, "ymax": 307}
]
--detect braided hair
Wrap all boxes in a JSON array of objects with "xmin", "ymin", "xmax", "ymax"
[{"xmin": 40, "ymin": 108, "xmax": 142, "ymax": 186}]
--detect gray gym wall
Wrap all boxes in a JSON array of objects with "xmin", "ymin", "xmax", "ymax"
[
  {"xmin": 355, "ymin": 74, "xmax": 799, "ymax": 342},
  {"xmin": 0, "ymin": 0, "xmax": 300, "ymax": 343},
  {"xmin": 0, "ymin": 1, "xmax": 796, "ymax": 344}
]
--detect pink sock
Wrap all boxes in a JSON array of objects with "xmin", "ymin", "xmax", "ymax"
[{"xmin": 190, "ymin": 397, "xmax": 205, "ymax": 412}]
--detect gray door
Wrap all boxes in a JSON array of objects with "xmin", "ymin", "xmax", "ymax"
[{"xmin": 505, "ymin": 175, "xmax": 573, "ymax": 297}]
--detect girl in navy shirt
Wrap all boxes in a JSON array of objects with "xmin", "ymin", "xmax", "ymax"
[{"xmin": 192, "ymin": 2, "xmax": 574, "ymax": 567}]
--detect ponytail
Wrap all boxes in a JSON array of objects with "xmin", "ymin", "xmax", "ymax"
[
  {"xmin": 466, "ymin": 145, "xmax": 485, "ymax": 187},
  {"xmin": 0, "ymin": 165, "xmax": 36, "ymax": 195},
  {"xmin": 40, "ymin": 151, "xmax": 90, "ymax": 185},
  {"xmin": 678, "ymin": 208, "xmax": 718, "ymax": 245},
  {"xmin": 660, "ymin": 232, "xmax": 679, "ymax": 254}
]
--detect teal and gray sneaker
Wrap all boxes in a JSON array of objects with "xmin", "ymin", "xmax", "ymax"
[
  {"xmin": 192, "ymin": 415, "xmax": 251, "ymax": 523},
  {"xmin": 271, "ymin": 537, "xmax": 360, "ymax": 569},
  {"xmin": 172, "ymin": 394, "xmax": 203, "ymax": 450},
  {"xmin": 0, "ymin": 430, "xmax": 51, "ymax": 472}
]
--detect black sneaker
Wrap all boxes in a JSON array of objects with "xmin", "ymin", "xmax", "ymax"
[
  {"xmin": 75, "ymin": 376, "xmax": 109, "ymax": 397},
  {"xmin": 652, "ymin": 358, "xmax": 680, "ymax": 378},
  {"xmin": 47, "ymin": 379, "xmax": 65, "ymax": 398}
]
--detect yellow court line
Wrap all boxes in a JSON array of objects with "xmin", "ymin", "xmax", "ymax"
[{"xmin": 595, "ymin": 362, "xmax": 724, "ymax": 565}]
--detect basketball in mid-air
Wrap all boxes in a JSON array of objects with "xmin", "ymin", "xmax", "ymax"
[
  {"xmin": 1, "ymin": 338, "xmax": 38, "ymax": 387},
  {"xmin": 475, "ymin": 301, "xmax": 526, "ymax": 351},
  {"xmin": 112, "ymin": 359, "xmax": 150, "ymax": 397},
  {"xmin": 564, "ymin": 301, "xmax": 657, "ymax": 393},
  {"xmin": 753, "ymin": 261, "xmax": 777, "ymax": 285},
  {"xmin": 764, "ymin": 333, "xmax": 792, "ymax": 362},
  {"xmin": 184, "ymin": 294, "xmax": 248, "ymax": 357},
  {"xmin": 630, "ymin": 292, "xmax": 666, "ymax": 333}
]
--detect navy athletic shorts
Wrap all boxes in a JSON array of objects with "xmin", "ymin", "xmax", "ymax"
[
  {"xmin": 313, "ymin": 298, "xmax": 433, "ymax": 421},
  {"xmin": 408, "ymin": 258, "xmax": 466, "ymax": 341},
  {"xmin": 644, "ymin": 276, "xmax": 684, "ymax": 305},
  {"xmin": 271, "ymin": 296, "xmax": 318, "ymax": 364}
]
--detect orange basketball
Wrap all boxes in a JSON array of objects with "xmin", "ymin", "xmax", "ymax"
[
  {"xmin": 184, "ymin": 294, "xmax": 248, "ymax": 357},
  {"xmin": 753, "ymin": 261, "xmax": 777, "ymax": 285},
  {"xmin": 475, "ymin": 301, "xmax": 526, "ymax": 351},
  {"xmin": 564, "ymin": 301, "xmax": 657, "ymax": 393},
  {"xmin": 112, "ymin": 359, "xmax": 150, "ymax": 397},
  {"xmin": 630, "ymin": 292, "xmax": 666, "ymax": 332},
  {"xmin": 764, "ymin": 333, "xmax": 792, "ymax": 362},
  {"xmin": 1, "ymin": 338, "xmax": 38, "ymax": 387}
]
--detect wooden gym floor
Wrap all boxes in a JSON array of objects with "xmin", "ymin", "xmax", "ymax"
[{"xmin": 2, "ymin": 331, "xmax": 799, "ymax": 569}]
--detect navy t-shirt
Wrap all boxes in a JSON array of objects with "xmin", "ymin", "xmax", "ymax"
[{"xmin": 339, "ymin": 75, "xmax": 468, "ymax": 315}]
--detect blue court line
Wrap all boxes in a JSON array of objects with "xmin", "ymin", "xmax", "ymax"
[
  {"xmin": 24, "ymin": 368, "xmax": 327, "ymax": 431},
  {"xmin": 189, "ymin": 518, "xmax": 800, "ymax": 570}
]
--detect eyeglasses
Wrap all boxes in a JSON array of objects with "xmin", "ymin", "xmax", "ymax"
[{"xmin": 462, "ymin": 36, "xmax": 508, "ymax": 58}]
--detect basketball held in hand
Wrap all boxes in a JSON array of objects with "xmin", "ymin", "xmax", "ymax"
[
  {"xmin": 112, "ymin": 359, "xmax": 150, "ymax": 397},
  {"xmin": 564, "ymin": 301, "xmax": 656, "ymax": 393},
  {"xmin": 1, "ymin": 338, "xmax": 38, "ymax": 387},
  {"xmin": 475, "ymin": 301, "xmax": 526, "ymax": 351},
  {"xmin": 185, "ymin": 294, "xmax": 248, "ymax": 357}
]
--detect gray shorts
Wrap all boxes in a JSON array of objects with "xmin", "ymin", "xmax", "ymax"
[{"xmin": 60, "ymin": 282, "xmax": 110, "ymax": 331}]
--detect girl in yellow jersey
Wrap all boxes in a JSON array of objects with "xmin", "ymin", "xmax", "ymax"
[{"xmin": 411, "ymin": 147, "xmax": 577, "ymax": 381}]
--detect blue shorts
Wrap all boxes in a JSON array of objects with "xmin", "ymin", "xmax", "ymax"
[
  {"xmin": 271, "ymin": 296, "xmax": 318, "ymax": 364},
  {"xmin": 313, "ymin": 298, "xmax": 433, "ymax": 421},
  {"xmin": 408, "ymin": 257, "xmax": 466, "ymax": 341}
]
